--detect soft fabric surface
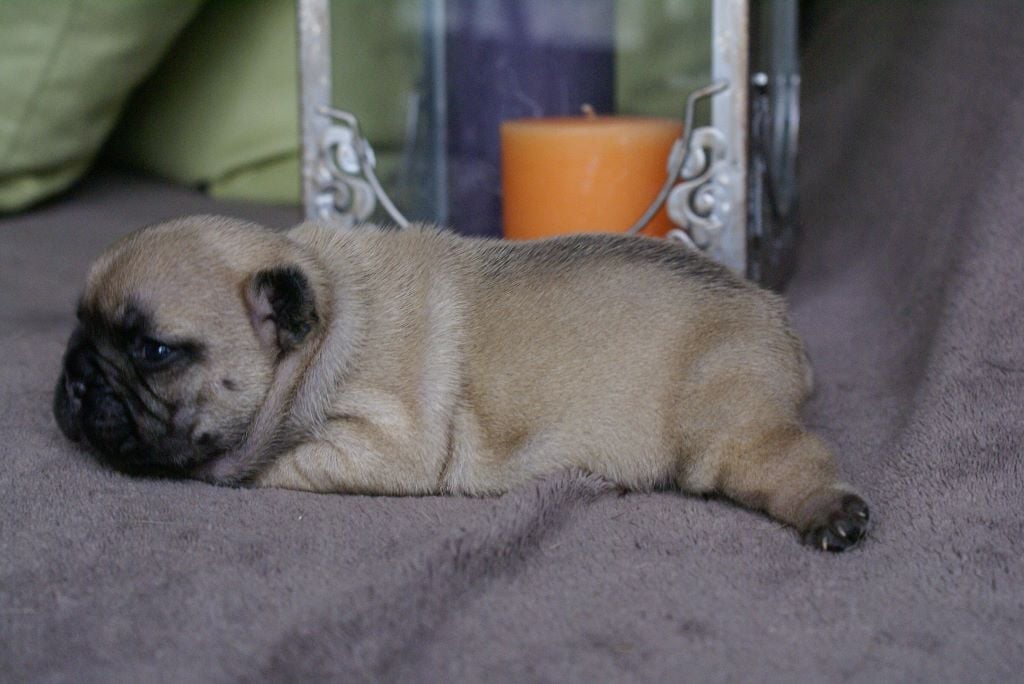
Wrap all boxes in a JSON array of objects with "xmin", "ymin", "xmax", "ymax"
[
  {"xmin": 0, "ymin": 0, "xmax": 202, "ymax": 212},
  {"xmin": 2, "ymin": 2, "xmax": 1023, "ymax": 681}
]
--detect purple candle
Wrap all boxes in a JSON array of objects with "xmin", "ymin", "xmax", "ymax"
[{"xmin": 444, "ymin": 0, "xmax": 615, "ymax": 237}]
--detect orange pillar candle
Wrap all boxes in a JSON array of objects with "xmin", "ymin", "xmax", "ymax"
[{"xmin": 500, "ymin": 115, "xmax": 682, "ymax": 239}]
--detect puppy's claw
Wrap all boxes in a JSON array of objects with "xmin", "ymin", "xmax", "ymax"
[
  {"xmin": 803, "ymin": 493, "xmax": 870, "ymax": 552},
  {"xmin": 832, "ymin": 516, "xmax": 862, "ymax": 543}
]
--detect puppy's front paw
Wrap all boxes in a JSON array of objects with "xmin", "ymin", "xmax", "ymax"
[{"xmin": 802, "ymin": 493, "xmax": 870, "ymax": 552}]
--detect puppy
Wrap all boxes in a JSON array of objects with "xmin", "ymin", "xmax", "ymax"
[{"xmin": 53, "ymin": 215, "xmax": 869, "ymax": 551}]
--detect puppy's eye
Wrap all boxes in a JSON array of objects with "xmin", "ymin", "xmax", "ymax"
[{"xmin": 134, "ymin": 338, "xmax": 177, "ymax": 366}]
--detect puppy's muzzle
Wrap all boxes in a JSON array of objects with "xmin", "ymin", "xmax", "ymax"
[{"xmin": 53, "ymin": 329, "xmax": 138, "ymax": 462}]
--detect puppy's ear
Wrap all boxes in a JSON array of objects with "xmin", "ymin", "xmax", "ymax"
[{"xmin": 245, "ymin": 266, "xmax": 319, "ymax": 353}]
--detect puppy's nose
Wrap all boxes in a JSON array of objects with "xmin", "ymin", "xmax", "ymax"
[
  {"xmin": 64, "ymin": 331, "xmax": 99, "ymax": 386},
  {"xmin": 68, "ymin": 378, "xmax": 87, "ymax": 400},
  {"xmin": 54, "ymin": 326, "xmax": 100, "ymax": 443},
  {"xmin": 53, "ymin": 371, "xmax": 83, "ymax": 442}
]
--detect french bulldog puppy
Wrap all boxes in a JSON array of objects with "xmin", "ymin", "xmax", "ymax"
[{"xmin": 53, "ymin": 215, "xmax": 869, "ymax": 551}]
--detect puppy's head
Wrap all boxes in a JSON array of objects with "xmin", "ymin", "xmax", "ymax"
[{"xmin": 53, "ymin": 215, "xmax": 321, "ymax": 476}]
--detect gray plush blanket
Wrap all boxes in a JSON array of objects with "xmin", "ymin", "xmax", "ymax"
[{"xmin": 2, "ymin": 2, "xmax": 1022, "ymax": 681}]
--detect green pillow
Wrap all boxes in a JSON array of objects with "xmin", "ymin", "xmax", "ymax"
[
  {"xmin": 108, "ymin": 0, "xmax": 419, "ymax": 205},
  {"xmin": 0, "ymin": 0, "xmax": 203, "ymax": 212}
]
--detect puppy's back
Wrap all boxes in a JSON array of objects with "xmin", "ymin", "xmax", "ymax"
[{"xmin": 453, "ymin": 232, "xmax": 807, "ymax": 490}]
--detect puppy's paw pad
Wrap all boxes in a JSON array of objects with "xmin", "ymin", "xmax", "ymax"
[{"xmin": 803, "ymin": 493, "xmax": 870, "ymax": 552}]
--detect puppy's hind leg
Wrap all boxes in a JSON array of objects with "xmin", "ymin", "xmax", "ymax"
[{"xmin": 688, "ymin": 417, "xmax": 870, "ymax": 552}]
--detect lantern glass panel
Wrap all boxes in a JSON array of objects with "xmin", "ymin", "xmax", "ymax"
[{"xmin": 327, "ymin": 0, "xmax": 712, "ymax": 237}]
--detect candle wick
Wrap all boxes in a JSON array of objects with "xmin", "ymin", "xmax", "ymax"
[{"xmin": 581, "ymin": 103, "xmax": 597, "ymax": 120}]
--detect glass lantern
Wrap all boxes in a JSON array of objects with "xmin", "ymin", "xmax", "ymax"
[{"xmin": 297, "ymin": 0, "xmax": 799, "ymax": 288}]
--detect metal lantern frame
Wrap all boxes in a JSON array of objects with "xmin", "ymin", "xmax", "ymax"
[{"xmin": 296, "ymin": 0, "xmax": 799, "ymax": 288}]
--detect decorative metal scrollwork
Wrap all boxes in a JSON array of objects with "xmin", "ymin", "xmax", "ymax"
[
  {"xmin": 313, "ymin": 108, "xmax": 410, "ymax": 228},
  {"xmin": 314, "ymin": 117, "xmax": 375, "ymax": 224},
  {"xmin": 626, "ymin": 80, "xmax": 731, "ymax": 253},
  {"xmin": 665, "ymin": 125, "xmax": 732, "ymax": 249}
]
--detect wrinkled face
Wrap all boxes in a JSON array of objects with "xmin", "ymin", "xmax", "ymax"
[
  {"xmin": 53, "ymin": 303, "xmax": 263, "ymax": 475},
  {"xmin": 52, "ymin": 217, "xmax": 311, "ymax": 477}
]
